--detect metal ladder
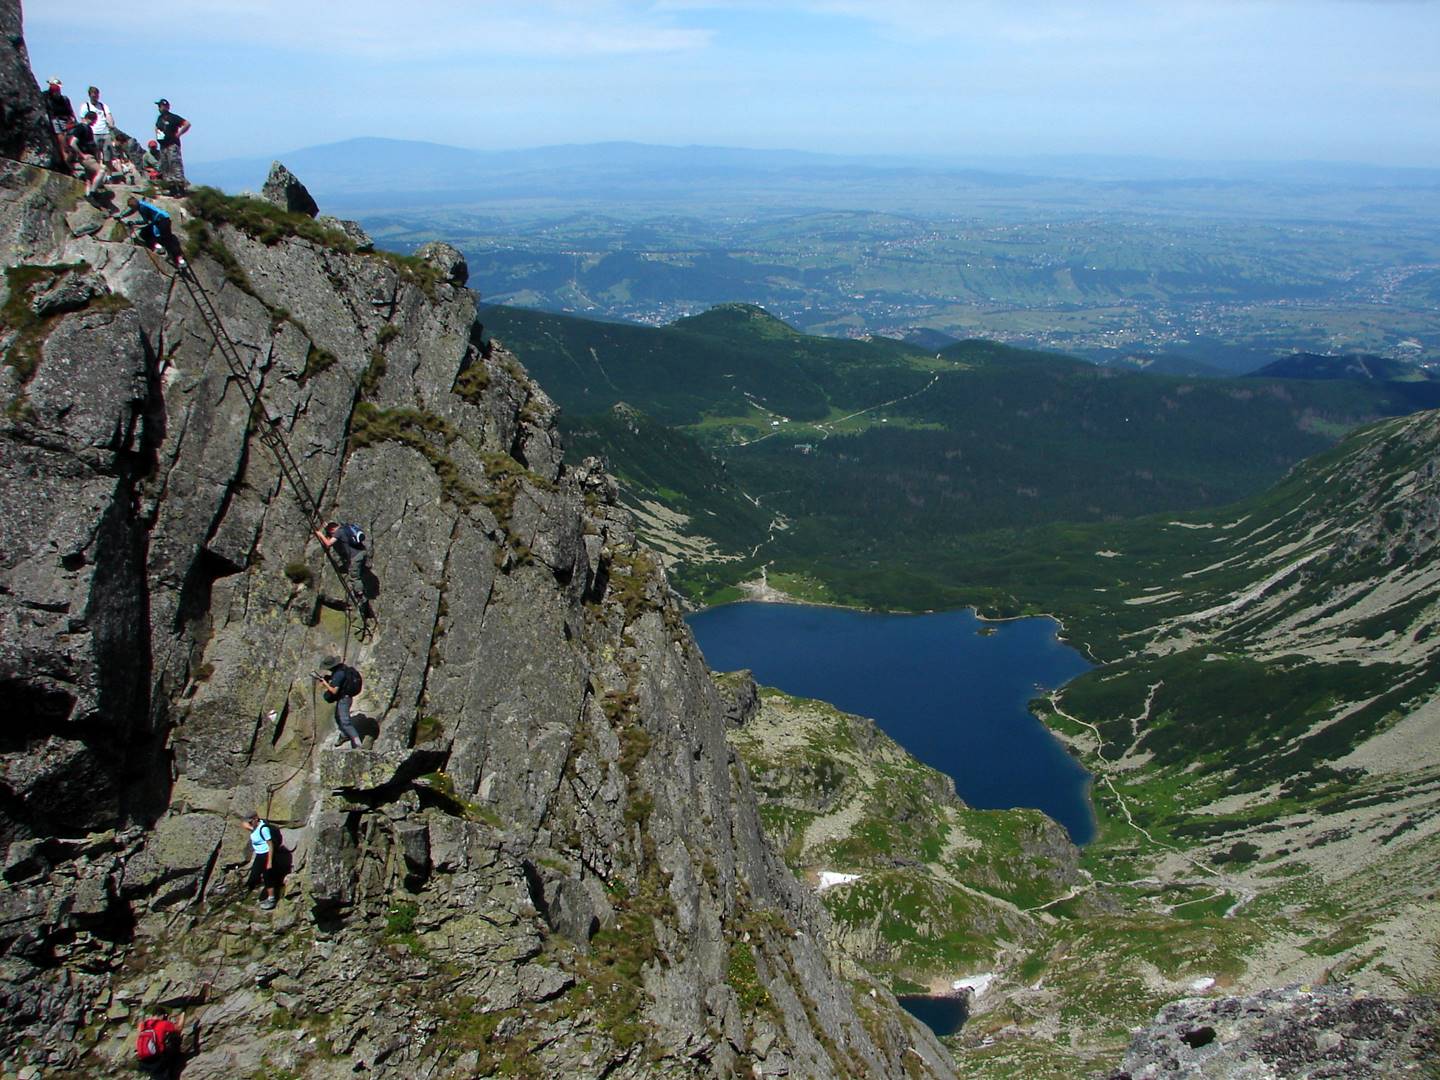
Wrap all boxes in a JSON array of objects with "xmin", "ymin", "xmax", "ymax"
[{"xmin": 173, "ymin": 263, "xmax": 374, "ymax": 636}]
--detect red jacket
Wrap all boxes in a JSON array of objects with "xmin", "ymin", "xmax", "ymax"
[{"xmin": 136, "ymin": 1016, "xmax": 180, "ymax": 1060}]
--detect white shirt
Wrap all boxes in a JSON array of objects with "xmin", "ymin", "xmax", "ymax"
[{"xmin": 86, "ymin": 98, "xmax": 113, "ymax": 136}]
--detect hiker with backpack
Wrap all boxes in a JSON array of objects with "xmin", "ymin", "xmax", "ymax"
[
  {"xmin": 116, "ymin": 196, "xmax": 187, "ymax": 268},
  {"xmin": 84, "ymin": 86, "xmax": 116, "ymax": 166},
  {"xmin": 314, "ymin": 520, "xmax": 368, "ymax": 596},
  {"xmin": 134, "ymin": 1010, "xmax": 184, "ymax": 1077},
  {"xmin": 315, "ymin": 657, "xmax": 364, "ymax": 750},
  {"xmin": 243, "ymin": 812, "xmax": 280, "ymax": 909}
]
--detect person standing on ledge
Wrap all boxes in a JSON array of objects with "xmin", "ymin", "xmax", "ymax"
[
  {"xmin": 84, "ymin": 86, "xmax": 115, "ymax": 167},
  {"xmin": 242, "ymin": 813, "xmax": 278, "ymax": 910},
  {"xmin": 153, "ymin": 97, "xmax": 190, "ymax": 195},
  {"xmin": 43, "ymin": 77, "xmax": 75, "ymax": 168}
]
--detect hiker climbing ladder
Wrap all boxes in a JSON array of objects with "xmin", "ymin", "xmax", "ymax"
[{"xmin": 173, "ymin": 263, "xmax": 373, "ymax": 634}]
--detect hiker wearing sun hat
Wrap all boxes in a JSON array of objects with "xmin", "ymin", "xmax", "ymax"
[{"xmin": 153, "ymin": 97, "xmax": 190, "ymax": 194}]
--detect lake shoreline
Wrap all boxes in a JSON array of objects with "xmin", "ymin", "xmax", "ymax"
[
  {"xmin": 727, "ymin": 571, "xmax": 1100, "ymax": 664},
  {"xmin": 688, "ymin": 600, "xmax": 1098, "ymax": 844}
]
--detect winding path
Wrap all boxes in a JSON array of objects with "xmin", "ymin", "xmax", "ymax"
[{"xmin": 1039, "ymin": 691, "xmax": 1256, "ymax": 918}]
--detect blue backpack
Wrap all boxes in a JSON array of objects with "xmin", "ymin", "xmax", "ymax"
[{"xmin": 339, "ymin": 523, "xmax": 366, "ymax": 549}]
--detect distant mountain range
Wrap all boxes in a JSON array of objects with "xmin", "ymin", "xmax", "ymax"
[{"xmin": 188, "ymin": 137, "xmax": 1440, "ymax": 214}]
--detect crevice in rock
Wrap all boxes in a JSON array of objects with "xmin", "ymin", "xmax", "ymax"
[
  {"xmin": 191, "ymin": 822, "xmax": 226, "ymax": 905},
  {"xmin": 411, "ymin": 517, "xmax": 462, "ymax": 745},
  {"xmin": 91, "ymin": 455, "xmax": 162, "ymax": 829},
  {"xmin": 241, "ymin": 704, "xmax": 266, "ymax": 767},
  {"xmin": 521, "ymin": 859, "xmax": 552, "ymax": 925},
  {"xmin": 173, "ymin": 547, "xmax": 242, "ymax": 636},
  {"xmin": 269, "ymin": 700, "xmax": 290, "ymax": 747},
  {"xmin": 0, "ymin": 680, "xmax": 77, "ymax": 740}
]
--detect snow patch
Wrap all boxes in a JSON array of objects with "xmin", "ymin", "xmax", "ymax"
[
  {"xmin": 1189, "ymin": 977, "xmax": 1216, "ymax": 993},
  {"xmin": 816, "ymin": 871, "xmax": 860, "ymax": 892},
  {"xmin": 952, "ymin": 973, "xmax": 996, "ymax": 998}
]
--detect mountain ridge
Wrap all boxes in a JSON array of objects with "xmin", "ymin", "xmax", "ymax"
[
  {"xmin": 0, "ymin": 16, "xmax": 958, "ymax": 1067},
  {"xmin": 482, "ymin": 301, "xmax": 1436, "ymax": 606}
]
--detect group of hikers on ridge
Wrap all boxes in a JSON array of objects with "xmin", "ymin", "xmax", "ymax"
[
  {"xmin": 42, "ymin": 77, "xmax": 191, "ymax": 268},
  {"xmin": 42, "ymin": 77, "xmax": 189, "ymax": 197}
]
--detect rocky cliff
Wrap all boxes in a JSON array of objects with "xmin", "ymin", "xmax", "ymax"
[
  {"xmin": 0, "ymin": 0, "xmax": 54, "ymax": 169},
  {"xmin": 1107, "ymin": 985, "xmax": 1438, "ymax": 1080},
  {"xmin": 0, "ymin": 42, "xmax": 956, "ymax": 1080}
]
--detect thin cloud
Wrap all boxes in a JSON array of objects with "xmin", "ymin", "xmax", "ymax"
[{"xmin": 29, "ymin": 1, "xmax": 713, "ymax": 58}]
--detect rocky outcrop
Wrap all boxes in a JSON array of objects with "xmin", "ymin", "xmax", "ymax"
[
  {"xmin": 0, "ymin": 59, "xmax": 954, "ymax": 1080},
  {"xmin": 0, "ymin": 0, "xmax": 54, "ymax": 168},
  {"xmin": 316, "ymin": 212, "xmax": 373, "ymax": 252},
  {"xmin": 261, "ymin": 160, "xmax": 319, "ymax": 217},
  {"xmin": 415, "ymin": 239, "xmax": 469, "ymax": 287},
  {"xmin": 1108, "ymin": 985, "xmax": 1440, "ymax": 1079},
  {"xmin": 725, "ymin": 684, "xmax": 1085, "ymax": 995}
]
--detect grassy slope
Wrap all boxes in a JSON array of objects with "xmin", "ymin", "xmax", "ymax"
[{"xmin": 725, "ymin": 685, "xmax": 1290, "ymax": 1078}]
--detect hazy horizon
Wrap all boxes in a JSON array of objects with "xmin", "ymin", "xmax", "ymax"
[
  {"xmin": 188, "ymin": 135, "xmax": 1440, "ymax": 179},
  {"xmin": 26, "ymin": 1, "xmax": 1440, "ymax": 171}
]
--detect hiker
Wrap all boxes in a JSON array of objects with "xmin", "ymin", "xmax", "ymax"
[
  {"xmin": 134, "ymin": 1011, "xmax": 185, "ymax": 1078},
  {"xmin": 314, "ymin": 520, "xmax": 368, "ymax": 594},
  {"xmin": 108, "ymin": 151, "xmax": 138, "ymax": 186},
  {"xmin": 141, "ymin": 139, "xmax": 163, "ymax": 181},
  {"xmin": 315, "ymin": 657, "xmax": 363, "ymax": 749},
  {"xmin": 243, "ymin": 813, "xmax": 279, "ymax": 909},
  {"xmin": 153, "ymin": 98, "xmax": 190, "ymax": 195},
  {"xmin": 116, "ymin": 196, "xmax": 186, "ymax": 268},
  {"xmin": 84, "ymin": 86, "xmax": 116, "ymax": 165},
  {"xmin": 43, "ymin": 77, "xmax": 75, "ymax": 167},
  {"xmin": 67, "ymin": 112, "xmax": 105, "ymax": 197}
]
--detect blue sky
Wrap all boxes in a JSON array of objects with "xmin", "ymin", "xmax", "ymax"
[{"xmin": 25, "ymin": 1, "xmax": 1440, "ymax": 167}]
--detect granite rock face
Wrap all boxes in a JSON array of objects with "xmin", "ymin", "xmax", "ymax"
[
  {"xmin": 0, "ymin": 0, "xmax": 54, "ymax": 168},
  {"xmin": 1108, "ymin": 985, "xmax": 1440, "ymax": 1079},
  {"xmin": 316, "ymin": 212, "xmax": 373, "ymax": 252},
  {"xmin": 0, "ymin": 50, "xmax": 955, "ymax": 1080}
]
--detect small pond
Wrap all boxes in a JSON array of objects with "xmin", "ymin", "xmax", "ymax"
[{"xmin": 895, "ymin": 994, "xmax": 969, "ymax": 1038}]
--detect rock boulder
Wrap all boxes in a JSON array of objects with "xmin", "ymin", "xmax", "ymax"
[{"xmin": 260, "ymin": 161, "xmax": 319, "ymax": 217}]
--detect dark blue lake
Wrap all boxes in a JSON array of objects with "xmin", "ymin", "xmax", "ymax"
[{"xmin": 688, "ymin": 603, "xmax": 1095, "ymax": 844}]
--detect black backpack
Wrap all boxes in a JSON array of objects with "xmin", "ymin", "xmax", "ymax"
[{"xmin": 330, "ymin": 665, "xmax": 363, "ymax": 698}]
